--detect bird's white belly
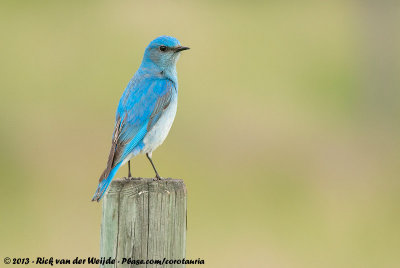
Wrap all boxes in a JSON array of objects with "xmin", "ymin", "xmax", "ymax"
[{"xmin": 142, "ymin": 96, "xmax": 177, "ymax": 154}]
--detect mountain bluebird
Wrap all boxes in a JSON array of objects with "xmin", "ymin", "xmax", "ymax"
[{"xmin": 91, "ymin": 36, "xmax": 189, "ymax": 202}]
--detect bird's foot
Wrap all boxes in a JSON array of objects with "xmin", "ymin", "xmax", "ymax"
[{"xmin": 153, "ymin": 175, "xmax": 163, "ymax": 181}]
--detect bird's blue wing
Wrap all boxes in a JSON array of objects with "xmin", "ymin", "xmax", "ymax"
[
  {"xmin": 97, "ymin": 77, "xmax": 175, "ymax": 182},
  {"xmin": 117, "ymin": 77, "xmax": 174, "ymax": 157}
]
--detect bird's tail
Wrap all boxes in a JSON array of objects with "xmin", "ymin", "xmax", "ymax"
[{"xmin": 91, "ymin": 162, "xmax": 122, "ymax": 202}]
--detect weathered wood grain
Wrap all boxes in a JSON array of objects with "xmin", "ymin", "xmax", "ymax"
[{"xmin": 100, "ymin": 178, "xmax": 187, "ymax": 268}]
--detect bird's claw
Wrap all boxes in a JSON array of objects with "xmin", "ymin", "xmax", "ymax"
[{"xmin": 153, "ymin": 175, "xmax": 163, "ymax": 181}]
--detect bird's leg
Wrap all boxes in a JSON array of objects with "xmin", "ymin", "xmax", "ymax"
[
  {"xmin": 146, "ymin": 152, "xmax": 161, "ymax": 180},
  {"xmin": 128, "ymin": 160, "xmax": 132, "ymax": 178}
]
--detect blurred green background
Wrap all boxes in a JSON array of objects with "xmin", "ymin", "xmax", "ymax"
[{"xmin": 1, "ymin": 1, "xmax": 400, "ymax": 267}]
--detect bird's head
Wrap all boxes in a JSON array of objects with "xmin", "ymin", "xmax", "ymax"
[{"xmin": 141, "ymin": 36, "xmax": 189, "ymax": 73}]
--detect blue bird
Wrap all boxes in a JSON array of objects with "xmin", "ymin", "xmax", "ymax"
[{"xmin": 92, "ymin": 36, "xmax": 189, "ymax": 202}]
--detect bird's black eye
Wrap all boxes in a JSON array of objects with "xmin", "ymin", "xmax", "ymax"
[{"xmin": 159, "ymin": 46, "xmax": 167, "ymax": 52}]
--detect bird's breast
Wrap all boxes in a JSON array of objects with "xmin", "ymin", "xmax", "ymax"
[{"xmin": 142, "ymin": 95, "xmax": 178, "ymax": 153}]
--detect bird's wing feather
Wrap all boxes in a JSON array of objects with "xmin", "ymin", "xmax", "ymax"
[
  {"xmin": 98, "ymin": 77, "xmax": 175, "ymax": 183},
  {"xmin": 147, "ymin": 86, "xmax": 173, "ymax": 130}
]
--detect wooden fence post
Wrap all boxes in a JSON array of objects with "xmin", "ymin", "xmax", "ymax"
[{"xmin": 100, "ymin": 178, "xmax": 187, "ymax": 268}]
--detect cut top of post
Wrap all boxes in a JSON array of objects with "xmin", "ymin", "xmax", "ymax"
[{"xmin": 100, "ymin": 177, "xmax": 187, "ymax": 267}]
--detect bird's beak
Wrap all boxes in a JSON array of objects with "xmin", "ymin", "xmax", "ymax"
[{"xmin": 174, "ymin": 46, "xmax": 190, "ymax": 52}]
